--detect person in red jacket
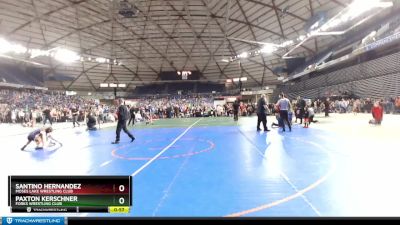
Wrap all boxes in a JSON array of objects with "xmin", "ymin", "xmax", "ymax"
[{"xmin": 370, "ymin": 101, "xmax": 383, "ymax": 125}]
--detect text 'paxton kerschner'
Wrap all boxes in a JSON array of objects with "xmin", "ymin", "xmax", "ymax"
[{"xmin": 14, "ymin": 196, "xmax": 79, "ymax": 206}]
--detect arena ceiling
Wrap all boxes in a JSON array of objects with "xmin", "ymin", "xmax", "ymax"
[{"xmin": 0, "ymin": 0, "xmax": 371, "ymax": 91}]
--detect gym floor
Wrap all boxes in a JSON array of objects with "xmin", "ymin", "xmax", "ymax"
[{"xmin": 0, "ymin": 113, "xmax": 399, "ymax": 217}]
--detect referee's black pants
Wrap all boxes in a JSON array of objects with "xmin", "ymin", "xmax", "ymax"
[
  {"xmin": 233, "ymin": 111, "xmax": 239, "ymax": 121},
  {"xmin": 115, "ymin": 120, "xmax": 134, "ymax": 142},
  {"xmin": 257, "ymin": 113, "xmax": 267, "ymax": 131}
]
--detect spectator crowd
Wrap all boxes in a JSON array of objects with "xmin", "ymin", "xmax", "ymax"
[
  {"xmin": 1, "ymin": 88, "xmax": 399, "ymax": 127},
  {"xmin": 0, "ymin": 89, "xmax": 258, "ymax": 126}
]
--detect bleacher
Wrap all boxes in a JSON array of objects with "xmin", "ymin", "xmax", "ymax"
[
  {"xmin": 278, "ymin": 50, "xmax": 400, "ymax": 100},
  {"xmin": 132, "ymin": 82, "xmax": 225, "ymax": 95},
  {"xmin": 197, "ymin": 83, "xmax": 224, "ymax": 93},
  {"xmin": 0, "ymin": 64, "xmax": 44, "ymax": 87},
  {"xmin": 134, "ymin": 84, "xmax": 165, "ymax": 95},
  {"xmin": 289, "ymin": 12, "xmax": 400, "ymax": 78}
]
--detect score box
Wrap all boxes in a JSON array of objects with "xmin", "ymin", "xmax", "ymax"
[{"xmin": 8, "ymin": 176, "xmax": 132, "ymax": 213}]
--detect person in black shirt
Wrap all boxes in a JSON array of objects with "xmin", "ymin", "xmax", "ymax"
[
  {"xmin": 233, "ymin": 99, "xmax": 240, "ymax": 121},
  {"xmin": 296, "ymin": 96, "xmax": 306, "ymax": 124},
  {"xmin": 128, "ymin": 105, "xmax": 136, "ymax": 126},
  {"xmin": 112, "ymin": 98, "xmax": 135, "ymax": 144},
  {"xmin": 71, "ymin": 105, "xmax": 80, "ymax": 127},
  {"xmin": 324, "ymin": 98, "xmax": 330, "ymax": 117},
  {"xmin": 43, "ymin": 107, "xmax": 52, "ymax": 125},
  {"xmin": 256, "ymin": 94, "xmax": 270, "ymax": 132},
  {"xmin": 86, "ymin": 111, "xmax": 97, "ymax": 131}
]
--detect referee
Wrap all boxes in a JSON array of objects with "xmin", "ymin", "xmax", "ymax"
[
  {"xmin": 256, "ymin": 94, "xmax": 270, "ymax": 132},
  {"xmin": 112, "ymin": 98, "xmax": 135, "ymax": 144}
]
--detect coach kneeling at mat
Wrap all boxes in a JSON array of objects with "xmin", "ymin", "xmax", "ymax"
[
  {"xmin": 112, "ymin": 98, "xmax": 135, "ymax": 144},
  {"xmin": 86, "ymin": 112, "xmax": 97, "ymax": 131}
]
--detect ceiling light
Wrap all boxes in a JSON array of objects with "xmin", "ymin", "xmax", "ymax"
[
  {"xmin": 95, "ymin": 57, "xmax": 107, "ymax": 63},
  {"xmin": 30, "ymin": 49, "xmax": 50, "ymax": 58},
  {"xmin": 0, "ymin": 38, "xmax": 12, "ymax": 53},
  {"xmin": 0, "ymin": 38, "xmax": 27, "ymax": 54},
  {"xmin": 240, "ymin": 52, "xmax": 248, "ymax": 58},
  {"xmin": 100, "ymin": 83, "xmax": 109, "ymax": 87},
  {"xmin": 298, "ymin": 35, "xmax": 306, "ymax": 41},
  {"xmin": 118, "ymin": 83, "xmax": 126, "ymax": 88},
  {"xmin": 347, "ymin": 0, "xmax": 379, "ymax": 20},
  {"xmin": 260, "ymin": 44, "xmax": 276, "ymax": 53},
  {"xmin": 310, "ymin": 21, "xmax": 320, "ymax": 30},
  {"xmin": 13, "ymin": 44, "xmax": 27, "ymax": 54},
  {"xmin": 280, "ymin": 40, "xmax": 293, "ymax": 48},
  {"xmin": 53, "ymin": 48, "xmax": 80, "ymax": 63},
  {"xmin": 109, "ymin": 83, "xmax": 117, "ymax": 88}
]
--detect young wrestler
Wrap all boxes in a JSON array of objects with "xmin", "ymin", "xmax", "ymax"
[{"xmin": 21, "ymin": 127, "xmax": 53, "ymax": 150}]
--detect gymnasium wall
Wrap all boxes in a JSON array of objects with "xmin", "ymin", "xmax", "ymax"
[{"xmin": 276, "ymin": 50, "xmax": 400, "ymax": 100}]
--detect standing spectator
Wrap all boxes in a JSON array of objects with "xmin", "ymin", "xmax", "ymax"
[
  {"xmin": 24, "ymin": 109, "xmax": 30, "ymax": 124},
  {"xmin": 71, "ymin": 105, "xmax": 80, "ymax": 127},
  {"xmin": 303, "ymin": 106, "xmax": 310, "ymax": 128},
  {"xmin": 324, "ymin": 98, "xmax": 330, "ymax": 117},
  {"xmin": 43, "ymin": 107, "xmax": 52, "ymax": 125},
  {"xmin": 128, "ymin": 105, "xmax": 136, "ymax": 126},
  {"xmin": 353, "ymin": 99, "xmax": 361, "ymax": 115},
  {"xmin": 395, "ymin": 97, "xmax": 400, "ymax": 114},
  {"xmin": 295, "ymin": 96, "xmax": 306, "ymax": 124},
  {"xmin": 233, "ymin": 99, "xmax": 240, "ymax": 121},
  {"xmin": 316, "ymin": 99, "xmax": 322, "ymax": 114},
  {"xmin": 31, "ymin": 109, "xmax": 37, "ymax": 127},
  {"xmin": 386, "ymin": 98, "xmax": 394, "ymax": 114}
]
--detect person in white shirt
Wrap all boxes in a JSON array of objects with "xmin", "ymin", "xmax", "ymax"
[
  {"xmin": 276, "ymin": 94, "xmax": 292, "ymax": 132},
  {"xmin": 31, "ymin": 109, "xmax": 37, "ymax": 127}
]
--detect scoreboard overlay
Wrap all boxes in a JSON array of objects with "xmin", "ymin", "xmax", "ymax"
[{"xmin": 8, "ymin": 176, "xmax": 132, "ymax": 213}]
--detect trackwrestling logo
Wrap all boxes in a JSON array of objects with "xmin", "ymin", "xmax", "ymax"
[{"xmin": 2, "ymin": 217, "xmax": 64, "ymax": 225}]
